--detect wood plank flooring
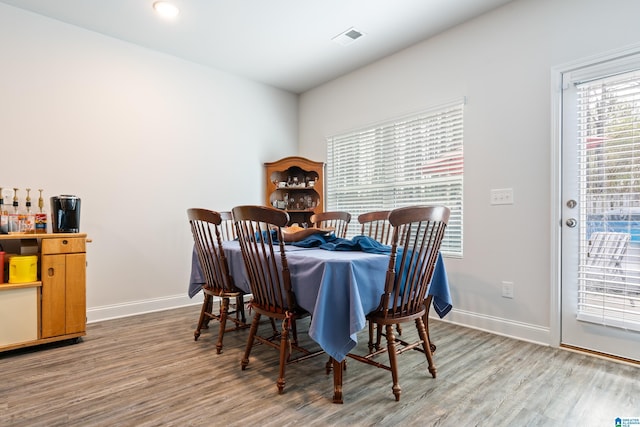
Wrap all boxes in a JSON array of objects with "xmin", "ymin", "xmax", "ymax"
[{"xmin": 1, "ymin": 305, "xmax": 638, "ymax": 427}]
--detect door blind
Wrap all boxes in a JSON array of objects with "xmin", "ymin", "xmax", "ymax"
[
  {"xmin": 576, "ymin": 68, "xmax": 640, "ymax": 331},
  {"xmin": 326, "ymin": 100, "xmax": 464, "ymax": 256}
]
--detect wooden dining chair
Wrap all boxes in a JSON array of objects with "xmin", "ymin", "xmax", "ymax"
[
  {"xmin": 347, "ymin": 205, "xmax": 450, "ymax": 401},
  {"xmin": 358, "ymin": 210, "xmax": 392, "ymax": 245},
  {"xmin": 187, "ymin": 208, "xmax": 247, "ymax": 353},
  {"xmin": 310, "ymin": 211, "xmax": 352, "ymax": 238},
  {"xmin": 233, "ymin": 205, "xmax": 323, "ymax": 394}
]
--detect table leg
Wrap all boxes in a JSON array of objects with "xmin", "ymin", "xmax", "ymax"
[{"xmin": 331, "ymin": 357, "xmax": 344, "ymax": 404}]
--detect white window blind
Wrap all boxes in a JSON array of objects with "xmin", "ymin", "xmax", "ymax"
[
  {"xmin": 576, "ymin": 68, "xmax": 640, "ymax": 331},
  {"xmin": 326, "ymin": 100, "xmax": 464, "ymax": 256}
]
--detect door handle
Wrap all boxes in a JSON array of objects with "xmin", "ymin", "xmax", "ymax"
[{"xmin": 566, "ymin": 218, "xmax": 577, "ymax": 228}]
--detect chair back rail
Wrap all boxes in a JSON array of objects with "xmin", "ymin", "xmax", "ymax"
[
  {"xmin": 310, "ymin": 211, "xmax": 352, "ymax": 239},
  {"xmin": 358, "ymin": 210, "xmax": 392, "ymax": 245}
]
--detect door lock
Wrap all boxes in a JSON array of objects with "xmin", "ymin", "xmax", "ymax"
[{"xmin": 566, "ymin": 218, "xmax": 577, "ymax": 228}]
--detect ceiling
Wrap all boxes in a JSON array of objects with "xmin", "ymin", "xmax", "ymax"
[{"xmin": 0, "ymin": 0, "xmax": 514, "ymax": 93}]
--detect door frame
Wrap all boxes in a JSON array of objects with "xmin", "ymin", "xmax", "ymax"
[{"xmin": 550, "ymin": 42, "xmax": 640, "ymax": 349}]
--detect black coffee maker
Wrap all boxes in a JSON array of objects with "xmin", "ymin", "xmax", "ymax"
[{"xmin": 51, "ymin": 195, "xmax": 81, "ymax": 233}]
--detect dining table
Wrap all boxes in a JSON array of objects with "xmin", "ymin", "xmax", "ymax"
[{"xmin": 188, "ymin": 235, "xmax": 452, "ymax": 403}]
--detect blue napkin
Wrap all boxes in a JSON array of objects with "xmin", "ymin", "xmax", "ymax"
[
  {"xmin": 350, "ymin": 235, "xmax": 392, "ymax": 254},
  {"xmin": 291, "ymin": 233, "xmax": 336, "ymax": 247},
  {"xmin": 315, "ymin": 235, "xmax": 392, "ymax": 254}
]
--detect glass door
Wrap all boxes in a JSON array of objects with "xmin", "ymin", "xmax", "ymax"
[{"xmin": 561, "ymin": 54, "xmax": 640, "ymax": 361}]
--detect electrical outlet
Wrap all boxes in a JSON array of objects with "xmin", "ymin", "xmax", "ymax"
[
  {"xmin": 502, "ymin": 281, "xmax": 514, "ymax": 299},
  {"xmin": 490, "ymin": 188, "xmax": 514, "ymax": 205}
]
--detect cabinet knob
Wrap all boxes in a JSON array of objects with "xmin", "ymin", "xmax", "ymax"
[{"xmin": 62, "ymin": 240, "xmax": 68, "ymax": 245}]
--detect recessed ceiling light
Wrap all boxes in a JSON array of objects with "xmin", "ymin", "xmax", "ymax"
[{"xmin": 153, "ymin": 2, "xmax": 179, "ymax": 19}]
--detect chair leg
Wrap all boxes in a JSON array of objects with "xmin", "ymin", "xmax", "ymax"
[
  {"xmin": 204, "ymin": 296, "xmax": 213, "ymax": 328},
  {"xmin": 216, "ymin": 297, "xmax": 230, "ymax": 354},
  {"xmin": 277, "ymin": 318, "xmax": 290, "ymax": 394},
  {"xmin": 242, "ymin": 313, "xmax": 261, "ymax": 370},
  {"xmin": 423, "ymin": 312, "xmax": 436, "ymax": 352},
  {"xmin": 326, "ymin": 356, "xmax": 347, "ymax": 374},
  {"xmin": 194, "ymin": 293, "xmax": 211, "ymax": 341},
  {"xmin": 332, "ymin": 358, "xmax": 345, "ymax": 404},
  {"xmin": 269, "ymin": 318, "xmax": 278, "ymax": 334},
  {"xmin": 416, "ymin": 317, "xmax": 436, "ymax": 378},
  {"xmin": 375, "ymin": 324, "xmax": 382, "ymax": 351},
  {"xmin": 290, "ymin": 317, "xmax": 299, "ymax": 346},
  {"xmin": 385, "ymin": 324, "xmax": 402, "ymax": 401},
  {"xmin": 236, "ymin": 295, "xmax": 246, "ymax": 324},
  {"xmin": 423, "ymin": 298, "xmax": 436, "ymax": 353},
  {"xmin": 367, "ymin": 320, "xmax": 375, "ymax": 354}
]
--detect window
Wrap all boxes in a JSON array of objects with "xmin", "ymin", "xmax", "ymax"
[{"xmin": 326, "ymin": 100, "xmax": 464, "ymax": 256}]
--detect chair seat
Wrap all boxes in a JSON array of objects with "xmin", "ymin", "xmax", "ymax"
[
  {"xmin": 202, "ymin": 285, "xmax": 243, "ymax": 297},
  {"xmin": 249, "ymin": 302, "xmax": 309, "ymax": 319},
  {"xmin": 368, "ymin": 306, "xmax": 426, "ymax": 325}
]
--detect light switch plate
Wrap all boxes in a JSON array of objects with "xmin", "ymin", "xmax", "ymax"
[
  {"xmin": 490, "ymin": 188, "xmax": 514, "ymax": 205},
  {"xmin": 502, "ymin": 281, "xmax": 514, "ymax": 298}
]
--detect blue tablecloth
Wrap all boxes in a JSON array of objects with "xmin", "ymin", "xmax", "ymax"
[{"xmin": 188, "ymin": 240, "xmax": 451, "ymax": 362}]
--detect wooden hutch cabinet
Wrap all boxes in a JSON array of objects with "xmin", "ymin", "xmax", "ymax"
[
  {"xmin": 0, "ymin": 233, "xmax": 87, "ymax": 352},
  {"xmin": 264, "ymin": 156, "xmax": 324, "ymax": 226}
]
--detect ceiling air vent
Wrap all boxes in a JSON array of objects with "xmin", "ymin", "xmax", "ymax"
[{"xmin": 332, "ymin": 27, "xmax": 365, "ymax": 46}]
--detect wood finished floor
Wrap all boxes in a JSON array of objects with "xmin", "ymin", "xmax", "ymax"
[{"xmin": 1, "ymin": 305, "xmax": 638, "ymax": 427}]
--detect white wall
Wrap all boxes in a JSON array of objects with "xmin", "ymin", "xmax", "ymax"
[
  {"xmin": 298, "ymin": 0, "xmax": 640, "ymax": 344},
  {"xmin": 0, "ymin": 4, "xmax": 298, "ymax": 321}
]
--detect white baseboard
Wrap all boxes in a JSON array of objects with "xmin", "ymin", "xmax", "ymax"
[
  {"xmin": 87, "ymin": 296, "xmax": 552, "ymax": 348},
  {"xmin": 86, "ymin": 293, "xmax": 203, "ymax": 324},
  {"xmin": 439, "ymin": 308, "xmax": 551, "ymax": 346}
]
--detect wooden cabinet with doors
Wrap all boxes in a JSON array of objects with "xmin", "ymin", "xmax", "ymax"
[
  {"xmin": 264, "ymin": 156, "xmax": 324, "ymax": 226},
  {"xmin": 40, "ymin": 236, "xmax": 87, "ymax": 338},
  {"xmin": 0, "ymin": 233, "xmax": 88, "ymax": 352}
]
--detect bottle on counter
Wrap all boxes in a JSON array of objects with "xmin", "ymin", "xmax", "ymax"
[
  {"xmin": 0, "ymin": 187, "xmax": 7, "ymax": 234},
  {"xmin": 35, "ymin": 189, "xmax": 48, "ymax": 234},
  {"xmin": 21, "ymin": 188, "xmax": 35, "ymax": 233},
  {"xmin": 8, "ymin": 188, "xmax": 20, "ymax": 233}
]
